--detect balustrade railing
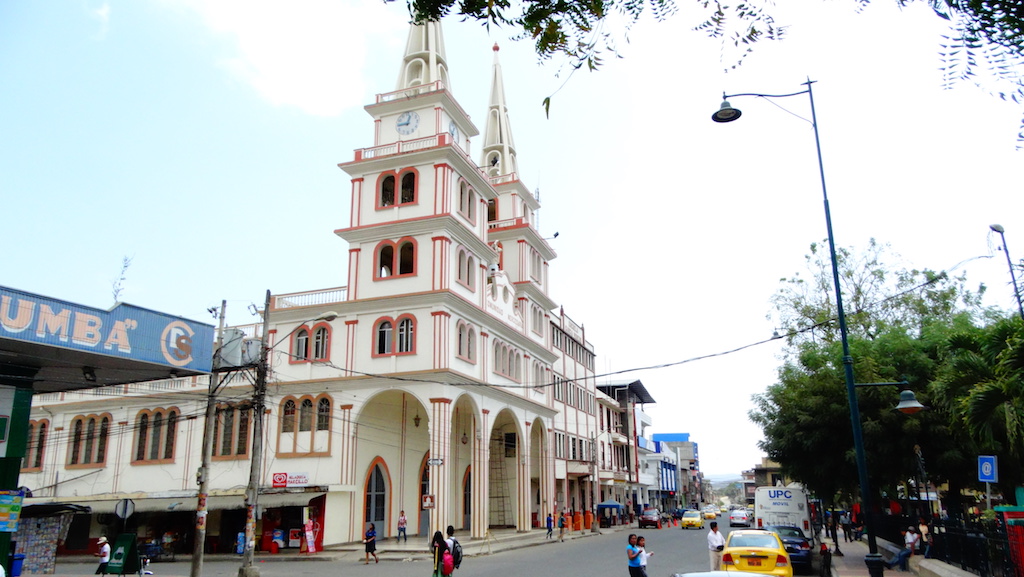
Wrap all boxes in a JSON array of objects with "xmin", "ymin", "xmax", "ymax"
[
  {"xmin": 375, "ymin": 81, "xmax": 446, "ymax": 104},
  {"xmin": 273, "ymin": 287, "xmax": 348, "ymax": 309}
]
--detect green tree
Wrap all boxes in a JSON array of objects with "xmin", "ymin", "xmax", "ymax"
[
  {"xmin": 752, "ymin": 241, "xmax": 987, "ymax": 510},
  {"xmin": 932, "ymin": 316, "xmax": 1024, "ymax": 503},
  {"xmin": 396, "ymin": 0, "xmax": 1024, "ymax": 133}
]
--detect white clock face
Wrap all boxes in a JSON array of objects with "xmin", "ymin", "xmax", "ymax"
[
  {"xmin": 448, "ymin": 120, "xmax": 459, "ymax": 140},
  {"xmin": 396, "ymin": 111, "xmax": 419, "ymax": 135}
]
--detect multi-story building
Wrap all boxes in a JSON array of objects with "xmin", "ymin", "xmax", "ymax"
[
  {"xmin": 597, "ymin": 380, "xmax": 655, "ymax": 517},
  {"xmin": 653, "ymin": 433, "xmax": 703, "ymax": 509},
  {"xmin": 24, "ymin": 18, "xmax": 608, "ymax": 551}
]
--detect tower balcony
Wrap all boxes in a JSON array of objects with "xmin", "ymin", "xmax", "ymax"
[
  {"xmin": 374, "ymin": 81, "xmax": 447, "ymax": 104},
  {"xmin": 272, "ymin": 287, "xmax": 348, "ymax": 310}
]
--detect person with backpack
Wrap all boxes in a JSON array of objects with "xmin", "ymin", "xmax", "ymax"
[
  {"xmin": 557, "ymin": 513, "xmax": 566, "ymax": 542},
  {"xmin": 431, "ymin": 531, "xmax": 452, "ymax": 577},
  {"xmin": 446, "ymin": 526, "xmax": 463, "ymax": 570}
]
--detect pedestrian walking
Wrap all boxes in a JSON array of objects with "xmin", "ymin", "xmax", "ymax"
[
  {"xmin": 397, "ymin": 510, "xmax": 408, "ymax": 543},
  {"xmin": 626, "ymin": 534, "xmax": 643, "ymax": 577},
  {"xmin": 840, "ymin": 512, "xmax": 852, "ymax": 542},
  {"xmin": 94, "ymin": 536, "xmax": 111, "ymax": 575},
  {"xmin": 707, "ymin": 522, "xmax": 725, "ymax": 571},
  {"xmin": 558, "ymin": 512, "xmax": 566, "ymax": 542},
  {"xmin": 363, "ymin": 522, "xmax": 379, "ymax": 564},
  {"xmin": 431, "ymin": 531, "xmax": 450, "ymax": 577},
  {"xmin": 637, "ymin": 535, "xmax": 653, "ymax": 577},
  {"xmin": 546, "ymin": 513, "xmax": 553, "ymax": 539},
  {"xmin": 918, "ymin": 517, "xmax": 932, "ymax": 558}
]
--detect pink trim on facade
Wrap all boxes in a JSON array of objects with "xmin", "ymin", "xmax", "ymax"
[
  {"xmin": 431, "ymin": 236, "xmax": 451, "ymax": 291},
  {"xmin": 431, "ymin": 311, "xmax": 450, "ymax": 370}
]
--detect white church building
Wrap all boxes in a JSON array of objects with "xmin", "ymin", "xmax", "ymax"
[{"xmin": 21, "ymin": 18, "xmax": 642, "ymax": 553}]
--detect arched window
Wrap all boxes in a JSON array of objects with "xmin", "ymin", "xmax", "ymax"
[
  {"xmin": 23, "ymin": 420, "xmax": 47, "ymax": 471},
  {"xmin": 299, "ymin": 398, "xmax": 314, "ymax": 432},
  {"xmin": 381, "ymin": 175, "xmax": 395, "ymax": 207},
  {"xmin": 213, "ymin": 403, "xmax": 250, "ymax": 459},
  {"xmin": 379, "ymin": 244, "xmax": 394, "ymax": 277},
  {"xmin": 376, "ymin": 320, "xmax": 393, "ymax": 355},
  {"xmin": 397, "ymin": 317, "xmax": 415, "ymax": 353},
  {"xmin": 376, "ymin": 239, "xmax": 417, "ymax": 280},
  {"xmin": 282, "ymin": 400, "xmax": 297, "ymax": 433},
  {"xmin": 374, "ymin": 316, "xmax": 416, "ymax": 356},
  {"xmin": 69, "ymin": 414, "xmax": 110, "ymax": 467},
  {"xmin": 135, "ymin": 414, "xmax": 149, "ymax": 462},
  {"xmin": 398, "ymin": 241, "xmax": 415, "ymax": 275},
  {"xmin": 279, "ymin": 395, "xmax": 332, "ymax": 455},
  {"xmin": 317, "ymin": 398, "xmax": 331, "ymax": 431},
  {"xmin": 133, "ymin": 409, "xmax": 179, "ymax": 463},
  {"xmin": 456, "ymin": 249, "xmax": 476, "ymax": 290},
  {"xmin": 400, "ymin": 172, "xmax": 416, "ymax": 204},
  {"xmin": 457, "ymin": 322, "xmax": 476, "ymax": 362},
  {"xmin": 294, "ymin": 329, "xmax": 310, "ymax": 361},
  {"xmin": 458, "ymin": 181, "xmax": 475, "ymax": 221},
  {"xmin": 313, "ymin": 326, "xmax": 329, "ymax": 359}
]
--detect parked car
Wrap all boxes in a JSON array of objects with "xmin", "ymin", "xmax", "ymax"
[
  {"xmin": 669, "ymin": 508, "xmax": 688, "ymax": 520},
  {"xmin": 763, "ymin": 525, "xmax": 813, "ymax": 574},
  {"xmin": 639, "ymin": 508, "xmax": 661, "ymax": 529},
  {"xmin": 729, "ymin": 509, "xmax": 752, "ymax": 527},
  {"xmin": 721, "ymin": 529, "xmax": 793, "ymax": 577},
  {"xmin": 681, "ymin": 510, "xmax": 705, "ymax": 529}
]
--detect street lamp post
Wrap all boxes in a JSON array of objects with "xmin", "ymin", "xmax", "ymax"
[
  {"xmin": 989, "ymin": 224, "xmax": 1024, "ymax": 321},
  {"xmin": 712, "ymin": 80, "xmax": 881, "ymax": 577}
]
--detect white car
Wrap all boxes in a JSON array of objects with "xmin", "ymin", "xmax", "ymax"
[{"xmin": 729, "ymin": 509, "xmax": 752, "ymax": 527}]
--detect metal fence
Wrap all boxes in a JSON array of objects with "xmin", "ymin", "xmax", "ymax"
[{"xmin": 870, "ymin": 515, "xmax": 1020, "ymax": 577}]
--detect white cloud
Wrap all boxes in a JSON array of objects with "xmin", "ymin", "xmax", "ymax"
[
  {"xmin": 90, "ymin": 1, "xmax": 111, "ymax": 39},
  {"xmin": 173, "ymin": 0, "xmax": 407, "ymax": 116}
]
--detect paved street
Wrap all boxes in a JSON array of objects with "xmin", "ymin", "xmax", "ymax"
[{"xmin": 48, "ymin": 523, "xmax": 753, "ymax": 577}]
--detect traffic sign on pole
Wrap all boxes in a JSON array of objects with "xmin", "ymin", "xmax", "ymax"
[
  {"xmin": 979, "ymin": 455, "xmax": 998, "ymax": 483},
  {"xmin": 114, "ymin": 499, "xmax": 135, "ymax": 520}
]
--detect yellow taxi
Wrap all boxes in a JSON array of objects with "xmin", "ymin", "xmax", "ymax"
[
  {"xmin": 703, "ymin": 507, "xmax": 718, "ymax": 519},
  {"xmin": 680, "ymin": 510, "xmax": 705, "ymax": 529},
  {"xmin": 721, "ymin": 529, "xmax": 793, "ymax": 577}
]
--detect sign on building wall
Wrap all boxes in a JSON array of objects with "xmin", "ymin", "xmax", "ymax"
[
  {"xmin": 272, "ymin": 472, "xmax": 310, "ymax": 488},
  {"xmin": 0, "ymin": 489, "xmax": 24, "ymax": 532},
  {"xmin": 0, "ymin": 285, "xmax": 214, "ymax": 373}
]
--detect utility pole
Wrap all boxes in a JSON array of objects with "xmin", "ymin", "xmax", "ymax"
[
  {"xmin": 240, "ymin": 290, "xmax": 271, "ymax": 577},
  {"xmin": 191, "ymin": 301, "xmax": 226, "ymax": 577}
]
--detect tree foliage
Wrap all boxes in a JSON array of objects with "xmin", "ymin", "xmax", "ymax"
[
  {"xmin": 396, "ymin": 0, "xmax": 1024, "ymax": 137},
  {"xmin": 931, "ymin": 316, "xmax": 1024, "ymax": 500},
  {"xmin": 751, "ymin": 240, "xmax": 1015, "ymax": 511}
]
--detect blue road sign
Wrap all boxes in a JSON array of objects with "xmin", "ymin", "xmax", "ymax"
[{"xmin": 979, "ymin": 455, "xmax": 998, "ymax": 483}]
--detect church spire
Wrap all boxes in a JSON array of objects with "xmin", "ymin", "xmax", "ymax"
[
  {"xmin": 396, "ymin": 19, "xmax": 452, "ymax": 93},
  {"xmin": 480, "ymin": 44, "xmax": 518, "ymax": 178}
]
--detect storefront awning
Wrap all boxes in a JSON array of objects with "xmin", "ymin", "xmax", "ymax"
[
  {"xmin": 28, "ymin": 492, "xmax": 324, "ymax": 514},
  {"xmin": 258, "ymin": 492, "xmax": 325, "ymax": 508}
]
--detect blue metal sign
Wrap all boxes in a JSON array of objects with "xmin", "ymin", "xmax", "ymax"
[
  {"xmin": 978, "ymin": 455, "xmax": 998, "ymax": 483},
  {"xmin": 0, "ymin": 286, "xmax": 213, "ymax": 373}
]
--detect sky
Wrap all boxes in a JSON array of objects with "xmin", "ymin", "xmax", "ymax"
[{"xmin": 2, "ymin": 0, "xmax": 1022, "ymax": 477}]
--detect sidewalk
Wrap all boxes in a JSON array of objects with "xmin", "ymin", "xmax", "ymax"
[
  {"xmin": 59, "ymin": 524, "xmax": 622, "ymax": 567},
  {"xmin": 828, "ymin": 536, "xmax": 919, "ymax": 577},
  {"xmin": 829, "ymin": 538, "xmax": 874, "ymax": 577}
]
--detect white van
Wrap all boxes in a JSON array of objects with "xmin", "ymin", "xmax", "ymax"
[{"xmin": 753, "ymin": 484, "xmax": 813, "ymax": 535}]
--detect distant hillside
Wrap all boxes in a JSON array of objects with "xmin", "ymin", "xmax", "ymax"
[{"xmin": 705, "ymin": 474, "xmax": 743, "ymax": 485}]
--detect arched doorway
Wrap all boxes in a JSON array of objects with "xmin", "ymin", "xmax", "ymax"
[
  {"xmin": 418, "ymin": 460, "xmax": 431, "ymax": 536},
  {"xmin": 462, "ymin": 467, "xmax": 472, "ymax": 530},
  {"xmin": 365, "ymin": 463, "xmax": 387, "ymax": 533}
]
